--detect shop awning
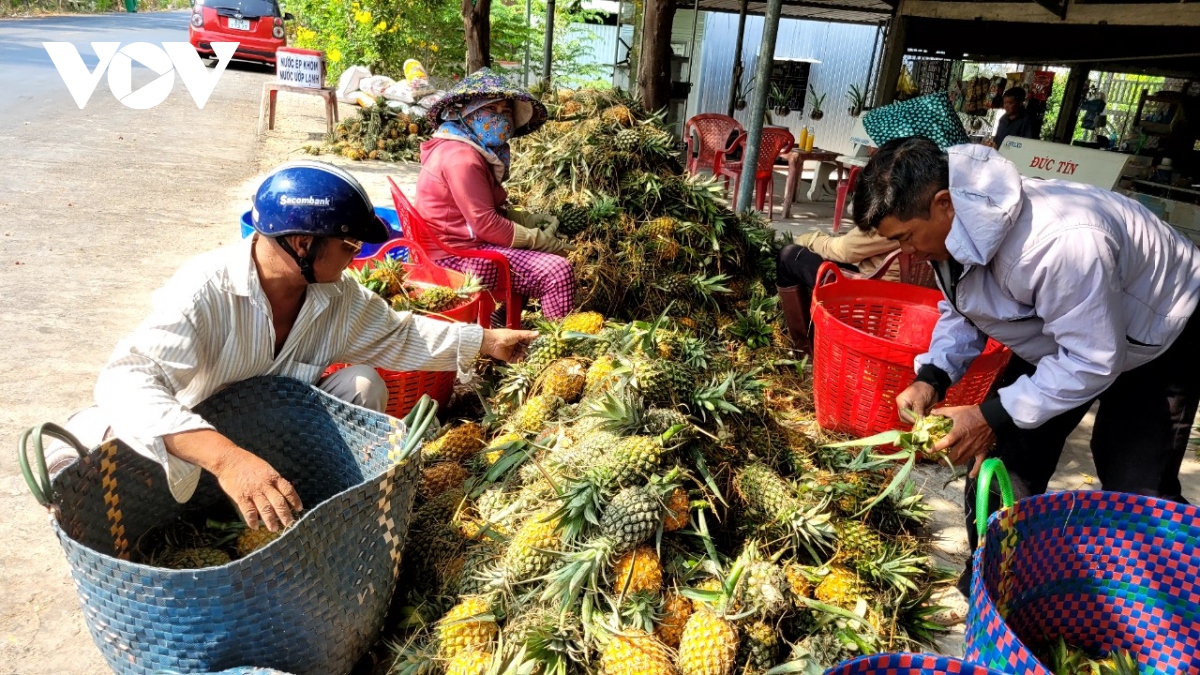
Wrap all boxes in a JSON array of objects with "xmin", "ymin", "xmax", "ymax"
[{"xmin": 674, "ymin": 0, "xmax": 892, "ymax": 25}]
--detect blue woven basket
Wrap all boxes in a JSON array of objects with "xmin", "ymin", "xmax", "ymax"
[
  {"xmin": 824, "ymin": 653, "xmax": 1009, "ymax": 674},
  {"xmin": 31, "ymin": 377, "xmax": 423, "ymax": 675},
  {"xmin": 966, "ymin": 488, "xmax": 1200, "ymax": 674}
]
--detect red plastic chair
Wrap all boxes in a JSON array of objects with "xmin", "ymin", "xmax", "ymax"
[
  {"xmin": 388, "ymin": 177, "xmax": 526, "ymax": 329},
  {"xmin": 684, "ymin": 114, "xmax": 743, "ymax": 175},
  {"xmin": 715, "ymin": 127, "xmax": 794, "ymax": 219},
  {"xmin": 832, "ymin": 164, "xmax": 862, "ymax": 234}
]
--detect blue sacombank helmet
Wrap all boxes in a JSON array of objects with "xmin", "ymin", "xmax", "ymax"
[{"xmin": 252, "ymin": 161, "xmax": 389, "ymax": 244}]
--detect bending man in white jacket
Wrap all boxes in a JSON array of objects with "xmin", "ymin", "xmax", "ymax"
[{"xmin": 854, "ymin": 137, "xmax": 1200, "ymax": 596}]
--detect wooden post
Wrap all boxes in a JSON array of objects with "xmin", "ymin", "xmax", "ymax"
[
  {"xmin": 874, "ymin": 15, "xmax": 908, "ymax": 106},
  {"xmin": 542, "ymin": 0, "xmax": 556, "ymax": 87},
  {"xmin": 638, "ymin": 0, "xmax": 677, "ymax": 112},
  {"xmin": 1053, "ymin": 64, "xmax": 1091, "ymax": 143},
  {"xmin": 463, "ymin": 0, "xmax": 492, "ymax": 74},
  {"xmin": 727, "ymin": 0, "xmax": 749, "ymax": 116},
  {"xmin": 735, "ymin": 0, "xmax": 783, "ymax": 214}
]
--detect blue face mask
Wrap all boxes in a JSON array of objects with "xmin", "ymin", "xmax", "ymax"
[{"xmin": 466, "ymin": 107, "xmax": 514, "ymax": 148}]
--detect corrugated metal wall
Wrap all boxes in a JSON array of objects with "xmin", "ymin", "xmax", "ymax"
[
  {"xmin": 695, "ymin": 13, "xmax": 882, "ymax": 155},
  {"xmin": 563, "ymin": 23, "xmax": 620, "ymax": 84}
]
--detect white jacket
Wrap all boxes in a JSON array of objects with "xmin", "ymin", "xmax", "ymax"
[{"xmin": 917, "ymin": 144, "xmax": 1200, "ymax": 428}]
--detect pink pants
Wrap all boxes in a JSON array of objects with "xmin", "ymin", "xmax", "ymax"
[{"xmin": 439, "ymin": 244, "xmax": 576, "ymax": 320}]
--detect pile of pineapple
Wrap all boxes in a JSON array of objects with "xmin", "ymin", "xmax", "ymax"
[
  {"xmin": 385, "ymin": 311, "xmax": 951, "ymax": 675},
  {"xmin": 349, "ymin": 257, "xmax": 484, "ymax": 316},
  {"xmin": 507, "ymin": 89, "xmax": 780, "ymax": 324},
  {"xmin": 139, "ymin": 514, "xmax": 283, "ymax": 569},
  {"xmin": 305, "ymin": 102, "xmax": 432, "ymax": 163}
]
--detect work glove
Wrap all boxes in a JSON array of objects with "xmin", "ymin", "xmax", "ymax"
[
  {"xmin": 509, "ymin": 209, "xmax": 560, "ymax": 232},
  {"xmin": 511, "ymin": 223, "xmax": 572, "ymax": 255}
]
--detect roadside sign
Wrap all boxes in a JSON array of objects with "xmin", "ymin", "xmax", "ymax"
[
  {"xmin": 999, "ymin": 136, "xmax": 1130, "ymax": 190},
  {"xmin": 276, "ymin": 47, "xmax": 325, "ymax": 89}
]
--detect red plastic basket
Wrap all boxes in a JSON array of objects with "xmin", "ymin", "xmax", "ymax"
[
  {"xmin": 811, "ymin": 262, "xmax": 1011, "ymax": 437},
  {"xmin": 329, "ymin": 237, "xmax": 482, "ymax": 418}
]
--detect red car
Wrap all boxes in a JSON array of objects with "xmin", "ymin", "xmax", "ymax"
[{"xmin": 188, "ymin": 0, "xmax": 293, "ymax": 66}]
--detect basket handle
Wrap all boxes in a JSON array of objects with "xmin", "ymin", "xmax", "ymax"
[
  {"xmin": 17, "ymin": 422, "xmax": 89, "ymax": 508},
  {"xmin": 975, "ymin": 458, "xmax": 1015, "ymax": 542},
  {"xmin": 815, "ymin": 260, "xmax": 847, "ymax": 287}
]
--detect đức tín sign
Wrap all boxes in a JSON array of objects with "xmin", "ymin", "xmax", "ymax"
[
  {"xmin": 275, "ymin": 47, "xmax": 325, "ymax": 89},
  {"xmin": 999, "ymin": 136, "xmax": 1130, "ymax": 190}
]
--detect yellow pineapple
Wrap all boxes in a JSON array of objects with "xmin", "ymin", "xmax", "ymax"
[
  {"xmin": 585, "ymin": 356, "xmax": 620, "ymax": 396},
  {"xmin": 235, "ymin": 527, "xmax": 280, "ymax": 557},
  {"xmin": 436, "ymin": 596, "xmax": 498, "ymax": 657},
  {"xmin": 561, "ymin": 100, "xmax": 583, "ymax": 116},
  {"xmin": 783, "ymin": 561, "xmax": 813, "ymax": 602},
  {"xmin": 512, "ymin": 394, "xmax": 561, "ymax": 433},
  {"xmin": 814, "ymin": 565, "xmax": 863, "ymax": 609},
  {"xmin": 446, "ymin": 648, "xmax": 491, "ymax": 675},
  {"xmin": 423, "ymin": 422, "xmax": 485, "ymax": 463},
  {"xmin": 561, "ymin": 311, "xmax": 606, "ymax": 335},
  {"xmin": 408, "ymin": 123, "xmax": 420, "ymax": 135},
  {"xmin": 662, "ymin": 488, "xmax": 690, "ymax": 532},
  {"xmin": 160, "ymin": 547, "xmax": 230, "ymax": 569},
  {"xmin": 655, "ymin": 593, "xmax": 693, "ymax": 649},
  {"xmin": 601, "ymin": 630, "xmax": 678, "ymax": 675},
  {"xmin": 420, "ymin": 462, "xmax": 468, "ymax": 500},
  {"xmin": 602, "ymin": 104, "xmax": 635, "ymax": 127},
  {"xmin": 484, "ymin": 431, "xmax": 522, "ymax": 465},
  {"xmin": 539, "ymin": 358, "xmax": 587, "ymax": 403},
  {"xmin": 612, "ymin": 545, "xmax": 663, "ymax": 594},
  {"xmin": 676, "ymin": 608, "xmax": 739, "ymax": 675}
]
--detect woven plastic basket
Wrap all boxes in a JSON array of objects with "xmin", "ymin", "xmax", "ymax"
[
  {"xmin": 966, "ymin": 461, "xmax": 1200, "ymax": 674},
  {"xmin": 825, "ymin": 654, "xmax": 1009, "ymax": 674},
  {"xmin": 811, "ymin": 262, "xmax": 1011, "ymax": 437},
  {"xmin": 19, "ymin": 377, "xmax": 425, "ymax": 675}
]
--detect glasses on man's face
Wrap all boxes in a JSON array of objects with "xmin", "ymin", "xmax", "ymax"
[{"xmin": 339, "ymin": 238, "xmax": 364, "ymax": 256}]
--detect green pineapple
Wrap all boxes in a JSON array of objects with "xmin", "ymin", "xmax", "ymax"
[
  {"xmin": 734, "ymin": 464, "xmax": 833, "ymax": 551},
  {"xmin": 525, "ymin": 331, "xmax": 569, "ymax": 374},
  {"xmin": 160, "ymin": 546, "xmax": 231, "ymax": 569},
  {"xmin": 614, "ymin": 127, "xmax": 642, "ymax": 152},
  {"xmin": 737, "ymin": 620, "xmax": 779, "ymax": 674}
]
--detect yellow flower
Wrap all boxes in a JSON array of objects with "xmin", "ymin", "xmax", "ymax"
[
  {"xmin": 329, "ymin": 47, "xmax": 342, "ymax": 63},
  {"xmin": 431, "ymin": 44, "xmax": 439, "ymax": 52},
  {"xmin": 354, "ymin": 8, "xmax": 372, "ymax": 24},
  {"xmin": 375, "ymin": 19, "xmax": 387, "ymax": 31}
]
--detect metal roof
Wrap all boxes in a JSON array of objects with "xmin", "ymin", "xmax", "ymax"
[{"xmin": 675, "ymin": 0, "xmax": 892, "ymax": 25}]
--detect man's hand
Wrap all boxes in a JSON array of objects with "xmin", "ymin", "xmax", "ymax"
[
  {"xmin": 930, "ymin": 405, "xmax": 995, "ymax": 478},
  {"xmin": 481, "ymin": 328, "xmax": 539, "ymax": 363},
  {"xmin": 896, "ymin": 381, "xmax": 938, "ymax": 423},
  {"xmin": 982, "ymin": 137, "xmax": 998, "ymax": 149},
  {"xmin": 212, "ymin": 447, "xmax": 303, "ymax": 532}
]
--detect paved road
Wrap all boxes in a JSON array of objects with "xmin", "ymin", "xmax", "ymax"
[{"xmin": 0, "ymin": 11, "xmax": 275, "ymax": 675}]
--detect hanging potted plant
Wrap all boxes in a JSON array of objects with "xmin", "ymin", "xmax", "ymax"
[
  {"xmin": 847, "ymin": 84, "xmax": 868, "ymax": 117},
  {"xmin": 732, "ymin": 74, "xmax": 755, "ymax": 111},
  {"xmin": 808, "ymin": 85, "xmax": 826, "ymax": 121},
  {"xmin": 770, "ymin": 84, "xmax": 794, "ymax": 118}
]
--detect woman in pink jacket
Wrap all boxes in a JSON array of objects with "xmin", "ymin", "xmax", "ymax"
[{"xmin": 417, "ymin": 69, "xmax": 576, "ymax": 319}]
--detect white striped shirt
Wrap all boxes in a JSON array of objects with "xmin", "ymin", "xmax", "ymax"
[{"xmin": 94, "ymin": 237, "xmax": 483, "ymax": 502}]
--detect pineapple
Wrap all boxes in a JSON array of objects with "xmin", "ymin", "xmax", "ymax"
[
  {"xmin": 834, "ymin": 520, "xmax": 886, "ymax": 564},
  {"xmin": 484, "ymin": 432, "xmax": 523, "ymax": 466},
  {"xmin": 676, "ymin": 608, "xmax": 740, "ymax": 675},
  {"xmin": 606, "ymin": 434, "xmax": 671, "ymax": 486},
  {"xmin": 417, "ymin": 285, "xmax": 459, "ymax": 313},
  {"xmin": 612, "ymin": 545, "xmax": 663, "ymax": 594},
  {"xmin": 657, "ymin": 274, "xmax": 691, "ymax": 297},
  {"xmin": 235, "ymin": 527, "xmax": 281, "ymax": 557},
  {"xmin": 641, "ymin": 216, "xmax": 678, "ymax": 240},
  {"xmin": 539, "ymin": 358, "xmax": 587, "ymax": 403},
  {"xmin": 585, "ymin": 356, "xmax": 621, "ymax": 396},
  {"xmin": 408, "ymin": 123, "xmax": 420, "ymax": 135},
  {"xmin": 738, "ymin": 621, "xmax": 779, "ymax": 674},
  {"xmin": 783, "ymin": 561, "xmax": 813, "ymax": 602},
  {"xmin": 446, "ymin": 648, "xmax": 491, "ymax": 675},
  {"xmin": 512, "ymin": 394, "xmax": 562, "ymax": 433},
  {"xmin": 420, "ymin": 462, "xmax": 469, "ymax": 500},
  {"xmin": 556, "ymin": 203, "xmax": 591, "ymax": 236},
  {"xmin": 498, "ymin": 512, "xmax": 562, "ymax": 582},
  {"xmin": 543, "ymin": 484, "xmax": 664, "ymax": 607},
  {"xmin": 436, "ymin": 596, "xmax": 498, "ymax": 657},
  {"xmin": 908, "ymin": 414, "xmax": 954, "ymax": 456},
  {"xmin": 423, "ymin": 422, "xmax": 485, "ymax": 463},
  {"xmin": 601, "ymin": 630, "xmax": 678, "ymax": 675},
  {"xmin": 561, "ymin": 99, "xmax": 583, "ymax": 117},
  {"xmin": 734, "ymin": 463, "xmax": 833, "ymax": 550},
  {"xmin": 662, "ymin": 488, "xmax": 690, "ymax": 532},
  {"xmin": 814, "ymin": 565, "xmax": 862, "ymax": 609},
  {"xmin": 525, "ymin": 333, "xmax": 569, "ymax": 374},
  {"xmin": 655, "ymin": 593, "xmax": 693, "ymax": 648},
  {"xmin": 738, "ymin": 559, "xmax": 790, "ymax": 618},
  {"xmin": 561, "ymin": 311, "xmax": 606, "ymax": 335},
  {"xmin": 615, "ymin": 128, "xmax": 642, "ymax": 152},
  {"xmin": 602, "ymin": 104, "xmax": 636, "ymax": 127},
  {"xmin": 160, "ymin": 547, "xmax": 230, "ymax": 569}
]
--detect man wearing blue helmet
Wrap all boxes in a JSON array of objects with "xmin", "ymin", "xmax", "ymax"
[{"xmin": 69, "ymin": 161, "xmax": 536, "ymax": 532}]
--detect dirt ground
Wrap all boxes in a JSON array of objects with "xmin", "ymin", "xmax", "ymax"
[{"xmin": 4, "ymin": 66, "xmax": 1200, "ymax": 673}]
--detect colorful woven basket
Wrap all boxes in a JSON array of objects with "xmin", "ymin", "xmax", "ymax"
[
  {"xmin": 20, "ymin": 377, "xmax": 425, "ymax": 675},
  {"xmin": 824, "ymin": 653, "xmax": 1009, "ymax": 674},
  {"xmin": 966, "ymin": 461, "xmax": 1200, "ymax": 674}
]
